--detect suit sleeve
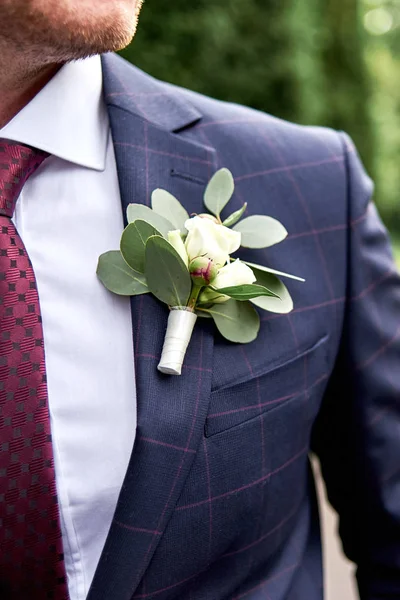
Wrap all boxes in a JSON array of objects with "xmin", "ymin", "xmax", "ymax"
[{"xmin": 311, "ymin": 132, "xmax": 400, "ymax": 599}]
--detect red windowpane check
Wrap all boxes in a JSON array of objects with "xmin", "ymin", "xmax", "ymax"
[{"xmin": 0, "ymin": 141, "xmax": 68, "ymax": 599}]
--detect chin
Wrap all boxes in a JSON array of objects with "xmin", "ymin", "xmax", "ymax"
[
  {"xmin": 53, "ymin": 0, "xmax": 143, "ymax": 58},
  {"xmin": 0, "ymin": 0, "xmax": 144, "ymax": 62}
]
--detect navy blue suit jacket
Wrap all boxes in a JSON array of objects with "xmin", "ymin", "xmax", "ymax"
[{"xmin": 87, "ymin": 53, "xmax": 400, "ymax": 600}]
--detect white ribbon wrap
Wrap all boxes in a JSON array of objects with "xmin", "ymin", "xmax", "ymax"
[{"xmin": 157, "ymin": 308, "xmax": 198, "ymax": 376}]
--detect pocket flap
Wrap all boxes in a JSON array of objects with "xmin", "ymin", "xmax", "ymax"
[{"xmin": 206, "ymin": 334, "xmax": 329, "ymax": 437}]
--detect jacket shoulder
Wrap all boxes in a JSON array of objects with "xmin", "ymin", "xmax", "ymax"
[
  {"xmin": 104, "ymin": 53, "xmax": 344, "ymax": 161},
  {"xmin": 166, "ymin": 81, "xmax": 345, "ymax": 163}
]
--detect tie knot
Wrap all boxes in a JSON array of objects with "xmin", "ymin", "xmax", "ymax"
[{"xmin": 0, "ymin": 140, "xmax": 49, "ymax": 217}]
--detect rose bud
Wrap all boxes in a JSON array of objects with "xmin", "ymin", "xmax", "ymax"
[
  {"xmin": 189, "ymin": 256, "xmax": 218, "ymax": 286},
  {"xmin": 184, "ymin": 215, "xmax": 241, "ymax": 268}
]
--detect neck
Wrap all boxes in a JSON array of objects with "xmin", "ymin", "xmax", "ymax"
[{"xmin": 0, "ymin": 50, "xmax": 60, "ymax": 128}]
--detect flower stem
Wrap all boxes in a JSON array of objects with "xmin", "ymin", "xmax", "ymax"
[{"xmin": 187, "ymin": 284, "xmax": 203, "ymax": 310}]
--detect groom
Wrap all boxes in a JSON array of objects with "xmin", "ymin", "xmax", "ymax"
[{"xmin": 0, "ymin": 1, "xmax": 399, "ymax": 599}]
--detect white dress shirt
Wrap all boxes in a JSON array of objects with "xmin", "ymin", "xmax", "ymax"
[{"xmin": 0, "ymin": 56, "xmax": 137, "ymax": 600}]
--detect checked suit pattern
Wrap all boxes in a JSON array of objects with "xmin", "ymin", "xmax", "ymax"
[
  {"xmin": 0, "ymin": 53, "xmax": 399, "ymax": 600},
  {"xmin": 85, "ymin": 55, "xmax": 400, "ymax": 600}
]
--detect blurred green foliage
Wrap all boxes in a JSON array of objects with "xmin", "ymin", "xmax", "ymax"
[{"xmin": 120, "ymin": 0, "xmax": 400, "ymax": 234}]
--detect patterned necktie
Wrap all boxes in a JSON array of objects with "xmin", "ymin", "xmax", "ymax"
[{"xmin": 0, "ymin": 141, "xmax": 69, "ymax": 599}]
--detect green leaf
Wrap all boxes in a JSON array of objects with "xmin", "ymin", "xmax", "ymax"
[
  {"xmin": 126, "ymin": 203, "xmax": 174, "ymax": 237},
  {"xmin": 145, "ymin": 236, "xmax": 192, "ymax": 306},
  {"xmin": 120, "ymin": 220, "xmax": 162, "ymax": 273},
  {"xmin": 250, "ymin": 267, "xmax": 294, "ymax": 314},
  {"xmin": 200, "ymin": 299, "xmax": 260, "ymax": 343},
  {"xmin": 243, "ymin": 260, "xmax": 305, "ymax": 282},
  {"xmin": 204, "ymin": 168, "xmax": 235, "ymax": 217},
  {"xmin": 97, "ymin": 251, "xmax": 148, "ymax": 296},
  {"xmin": 151, "ymin": 189, "xmax": 190, "ymax": 232},
  {"xmin": 211, "ymin": 283, "xmax": 280, "ymax": 301},
  {"xmin": 196, "ymin": 310, "xmax": 212, "ymax": 319},
  {"xmin": 233, "ymin": 215, "xmax": 288, "ymax": 248},
  {"xmin": 222, "ymin": 203, "xmax": 247, "ymax": 228}
]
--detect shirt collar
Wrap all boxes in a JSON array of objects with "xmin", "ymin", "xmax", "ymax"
[{"xmin": 0, "ymin": 55, "xmax": 108, "ymax": 171}]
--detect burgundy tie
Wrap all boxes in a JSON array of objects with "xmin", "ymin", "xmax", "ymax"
[{"xmin": 0, "ymin": 141, "xmax": 69, "ymax": 599}]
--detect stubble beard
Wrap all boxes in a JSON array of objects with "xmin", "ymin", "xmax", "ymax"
[{"xmin": 0, "ymin": 0, "xmax": 144, "ymax": 67}]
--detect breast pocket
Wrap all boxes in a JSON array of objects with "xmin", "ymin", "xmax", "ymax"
[{"xmin": 205, "ymin": 334, "xmax": 330, "ymax": 438}]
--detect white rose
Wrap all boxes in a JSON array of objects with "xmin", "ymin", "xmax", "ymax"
[
  {"xmin": 199, "ymin": 259, "xmax": 256, "ymax": 304},
  {"xmin": 167, "ymin": 230, "xmax": 189, "ymax": 267},
  {"xmin": 184, "ymin": 216, "xmax": 241, "ymax": 268},
  {"xmin": 213, "ymin": 259, "xmax": 257, "ymax": 288}
]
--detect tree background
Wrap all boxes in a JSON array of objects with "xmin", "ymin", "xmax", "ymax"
[{"xmin": 120, "ymin": 0, "xmax": 400, "ymax": 255}]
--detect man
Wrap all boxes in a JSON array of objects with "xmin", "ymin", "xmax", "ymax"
[{"xmin": 0, "ymin": 1, "xmax": 399, "ymax": 599}]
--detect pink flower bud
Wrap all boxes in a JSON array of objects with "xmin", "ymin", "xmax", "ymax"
[{"xmin": 189, "ymin": 257, "xmax": 218, "ymax": 286}]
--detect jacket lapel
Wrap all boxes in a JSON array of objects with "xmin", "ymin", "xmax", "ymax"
[{"xmin": 88, "ymin": 54, "xmax": 216, "ymax": 600}]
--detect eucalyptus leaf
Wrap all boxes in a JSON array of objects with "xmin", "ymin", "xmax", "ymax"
[
  {"xmin": 151, "ymin": 189, "xmax": 190, "ymax": 232},
  {"xmin": 211, "ymin": 283, "xmax": 280, "ymax": 301},
  {"xmin": 200, "ymin": 299, "xmax": 260, "ymax": 343},
  {"xmin": 233, "ymin": 215, "xmax": 288, "ymax": 248},
  {"xmin": 196, "ymin": 310, "xmax": 212, "ymax": 319},
  {"xmin": 126, "ymin": 203, "xmax": 174, "ymax": 237},
  {"xmin": 243, "ymin": 260, "xmax": 305, "ymax": 282},
  {"xmin": 222, "ymin": 203, "xmax": 247, "ymax": 228},
  {"xmin": 120, "ymin": 220, "xmax": 162, "ymax": 273},
  {"xmin": 97, "ymin": 251, "xmax": 148, "ymax": 296},
  {"xmin": 204, "ymin": 168, "xmax": 235, "ymax": 217},
  {"xmin": 250, "ymin": 267, "xmax": 294, "ymax": 314},
  {"xmin": 145, "ymin": 236, "xmax": 192, "ymax": 307}
]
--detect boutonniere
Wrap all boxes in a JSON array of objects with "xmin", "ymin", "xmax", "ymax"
[{"xmin": 97, "ymin": 169, "xmax": 304, "ymax": 375}]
